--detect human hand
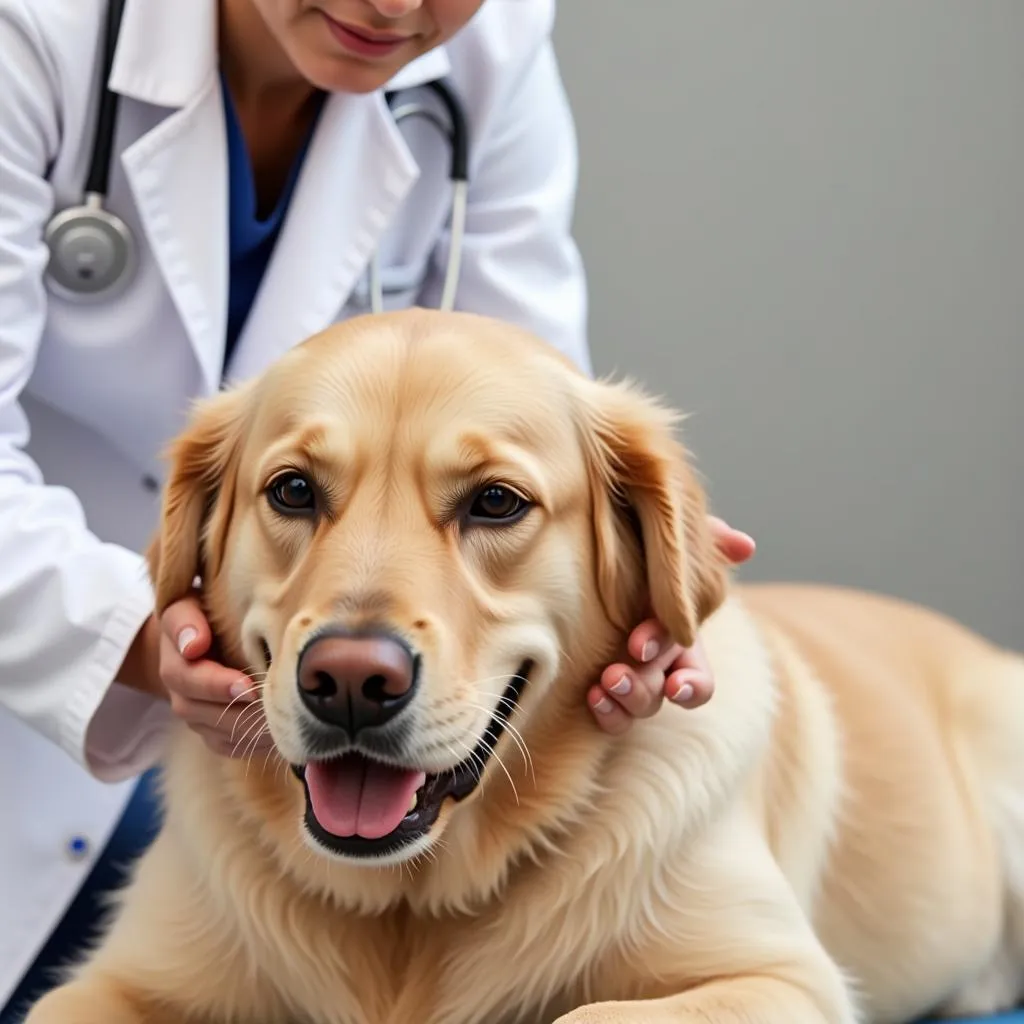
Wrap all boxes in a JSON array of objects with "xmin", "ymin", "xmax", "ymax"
[
  {"xmin": 158, "ymin": 597, "xmax": 273, "ymax": 760},
  {"xmin": 588, "ymin": 515, "xmax": 755, "ymax": 734}
]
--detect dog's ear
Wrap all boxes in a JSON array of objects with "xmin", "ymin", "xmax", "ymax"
[
  {"xmin": 145, "ymin": 384, "xmax": 252, "ymax": 614},
  {"xmin": 571, "ymin": 376, "xmax": 729, "ymax": 649}
]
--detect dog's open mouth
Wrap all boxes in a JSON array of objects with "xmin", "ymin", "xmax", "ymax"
[{"xmin": 293, "ymin": 660, "xmax": 532, "ymax": 859}]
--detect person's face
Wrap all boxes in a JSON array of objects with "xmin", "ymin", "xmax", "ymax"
[{"xmin": 248, "ymin": 0, "xmax": 486, "ymax": 93}]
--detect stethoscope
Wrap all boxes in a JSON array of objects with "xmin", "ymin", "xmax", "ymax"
[{"xmin": 44, "ymin": 0, "xmax": 470, "ymax": 316}]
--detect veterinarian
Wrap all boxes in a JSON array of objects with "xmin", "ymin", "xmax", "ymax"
[{"xmin": 0, "ymin": 0, "xmax": 754, "ymax": 1017}]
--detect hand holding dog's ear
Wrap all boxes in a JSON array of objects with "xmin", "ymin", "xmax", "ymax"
[
  {"xmin": 571, "ymin": 375, "xmax": 753, "ymax": 734},
  {"xmin": 137, "ymin": 383, "xmax": 274, "ymax": 759},
  {"xmin": 573, "ymin": 375, "xmax": 735, "ymax": 647},
  {"xmin": 114, "ymin": 595, "xmax": 274, "ymax": 760},
  {"xmin": 590, "ymin": 515, "xmax": 755, "ymax": 733},
  {"xmin": 157, "ymin": 596, "xmax": 274, "ymax": 760}
]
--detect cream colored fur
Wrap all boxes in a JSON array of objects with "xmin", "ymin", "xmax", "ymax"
[{"xmin": 25, "ymin": 310, "xmax": 1024, "ymax": 1024}]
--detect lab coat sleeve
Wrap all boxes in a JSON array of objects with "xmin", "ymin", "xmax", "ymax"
[
  {"xmin": 0, "ymin": 7, "xmax": 170, "ymax": 782},
  {"xmin": 421, "ymin": 20, "xmax": 594, "ymax": 377}
]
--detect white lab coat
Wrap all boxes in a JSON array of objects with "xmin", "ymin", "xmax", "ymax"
[{"xmin": 0, "ymin": 0, "xmax": 590, "ymax": 1000}]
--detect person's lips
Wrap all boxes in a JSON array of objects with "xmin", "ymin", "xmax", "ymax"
[{"xmin": 322, "ymin": 15, "xmax": 412, "ymax": 59}]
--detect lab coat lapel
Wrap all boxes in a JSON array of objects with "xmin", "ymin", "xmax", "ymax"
[
  {"xmin": 118, "ymin": 82, "xmax": 229, "ymax": 395},
  {"xmin": 110, "ymin": 0, "xmax": 228, "ymax": 395},
  {"xmin": 225, "ymin": 44, "xmax": 452, "ymax": 383}
]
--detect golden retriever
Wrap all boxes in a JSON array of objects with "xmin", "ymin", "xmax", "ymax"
[{"xmin": 26, "ymin": 309, "xmax": 1024, "ymax": 1024}]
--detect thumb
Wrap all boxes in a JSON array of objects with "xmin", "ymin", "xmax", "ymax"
[{"xmin": 160, "ymin": 595, "xmax": 212, "ymax": 660}]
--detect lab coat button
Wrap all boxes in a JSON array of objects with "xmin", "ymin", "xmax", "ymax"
[
  {"xmin": 141, "ymin": 474, "xmax": 159, "ymax": 493},
  {"xmin": 66, "ymin": 835, "xmax": 90, "ymax": 861}
]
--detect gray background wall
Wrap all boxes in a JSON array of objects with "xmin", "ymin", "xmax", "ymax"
[{"xmin": 552, "ymin": 2, "xmax": 1023, "ymax": 648}]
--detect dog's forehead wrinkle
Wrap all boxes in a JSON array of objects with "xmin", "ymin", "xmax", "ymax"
[
  {"xmin": 262, "ymin": 325, "xmax": 408, "ymax": 415},
  {"xmin": 257, "ymin": 318, "xmax": 576, "ymax": 461},
  {"xmin": 416, "ymin": 375, "xmax": 576, "ymax": 462}
]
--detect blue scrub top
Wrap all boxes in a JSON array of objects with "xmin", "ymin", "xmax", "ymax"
[{"xmin": 220, "ymin": 73, "xmax": 326, "ymax": 366}]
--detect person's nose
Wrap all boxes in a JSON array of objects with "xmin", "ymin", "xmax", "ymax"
[{"xmin": 297, "ymin": 632, "xmax": 419, "ymax": 736}]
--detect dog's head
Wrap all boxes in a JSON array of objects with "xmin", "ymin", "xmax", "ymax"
[{"xmin": 148, "ymin": 310, "xmax": 728, "ymax": 870}]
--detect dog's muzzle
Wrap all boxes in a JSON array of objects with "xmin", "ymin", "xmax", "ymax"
[{"xmin": 291, "ymin": 658, "xmax": 533, "ymax": 860}]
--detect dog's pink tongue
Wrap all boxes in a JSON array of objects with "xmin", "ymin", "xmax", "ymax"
[{"xmin": 305, "ymin": 755, "xmax": 425, "ymax": 840}]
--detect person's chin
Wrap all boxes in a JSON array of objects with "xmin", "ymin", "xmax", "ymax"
[
  {"xmin": 304, "ymin": 50, "xmax": 413, "ymax": 94},
  {"xmin": 295, "ymin": 20, "xmax": 430, "ymax": 95}
]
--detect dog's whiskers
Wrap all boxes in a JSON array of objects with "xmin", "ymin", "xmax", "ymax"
[
  {"xmin": 468, "ymin": 686, "xmax": 535, "ymax": 783},
  {"xmin": 216, "ymin": 681, "xmax": 267, "ymax": 729},
  {"xmin": 464, "ymin": 699, "xmax": 534, "ymax": 784},
  {"xmin": 228, "ymin": 700, "xmax": 267, "ymax": 744},
  {"xmin": 449, "ymin": 736, "xmax": 489, "ymax": 794},
  {"xmin": 261, "ymin": 742, "xmax": 284, "ymax": 777},
  {"xmin": 238, "ymin": 665, "xmax": 270, "ymax": 679},
  {"xmin": 475, "ymin": 735, "xmax": 520, "ymax": 807},
  {"xmin": 441, "ymin": 743, "xmax": 465, "ymax": 791},
  {"xmin": 230, "ymin": 712, "xmax": 269, "ymax": 764},
  {"xmin": 446, "ymin": 737, "xmax": 479, "ymax": 784},
  {"xmin": 238, "ymin": 724, "xmax": 267, "ymax": 771},
  {"xmin": 242, "ymin": 725, "xmax": 271, "ymax": 777}
]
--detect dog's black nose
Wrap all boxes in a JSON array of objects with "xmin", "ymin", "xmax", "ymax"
[{"xmin": 296, "ymin": 632, "xmax": 418, "ymax": 735}]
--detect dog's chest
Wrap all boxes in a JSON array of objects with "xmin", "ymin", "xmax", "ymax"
[{"xmin": 291, "ymin": 902, "xmax": 596, "ymax": 1024}]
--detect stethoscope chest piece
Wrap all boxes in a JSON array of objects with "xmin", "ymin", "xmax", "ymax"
[
  {"xmin": 44, "ymin": 0, "xmax": 136, "ymax": 302},
  {"xmin": 44, "ymin": 195, "xmax": 137, "ymax": 301}
]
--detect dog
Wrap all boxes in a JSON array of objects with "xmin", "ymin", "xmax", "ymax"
[{"xmin": 26, "ymin": 308, "xmax": 1024, "ymax": 1024}]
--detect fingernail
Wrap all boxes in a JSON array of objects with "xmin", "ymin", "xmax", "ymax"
[
  {"xmin": 671, "ymin": 683, "xmax": 695, "ymax": 705},
  {"xmin": 609, "ymin": 674, "xmax": 632, "ymax": 696},
  {"xmin": 592, "ymin": 697, "xmax": 615, "ymax": 714},
  {"xmin": 641, "ymin": 640, "xmax": 659, "ymax": 663},
  {"xmin": 230, "ymin": 678, "xmax": 256, "ymax": 701},
  {"xmin": 176, "ymin": 627, "xmax": 198, "ymax": 655}
]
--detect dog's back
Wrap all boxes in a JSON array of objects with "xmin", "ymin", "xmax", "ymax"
[{"xmin": 734, "ymin": 583, "xmax": 1024, "ymax": 1020}]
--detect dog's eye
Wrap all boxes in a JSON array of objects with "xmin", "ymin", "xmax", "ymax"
[
  {"xmin": 267, "ymin": 472, "xmax": 316, "ymax": 515},
  {"xmin": 467, "ymin": 484, "xmax": 529, "ymax": 524}
]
